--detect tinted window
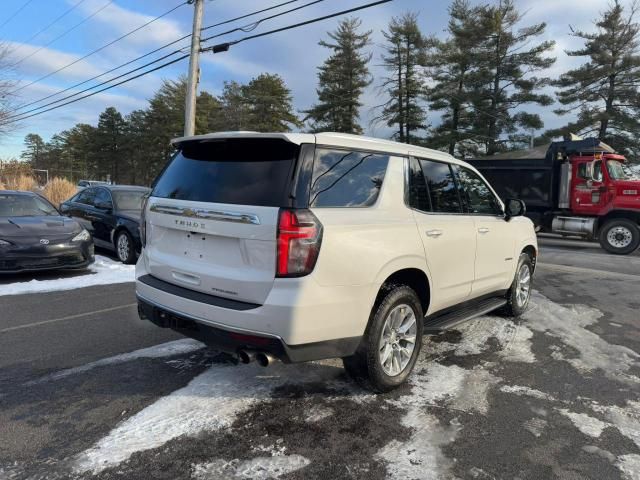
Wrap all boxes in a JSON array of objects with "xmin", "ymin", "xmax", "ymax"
[
  {"xmin": 408, "ymin": 157, "xmax": 430, "ymax": 211},
  {"xmin": 94, "ymin": 189, "xmax": 112, "ymax": 207},
  {"xmin": 76, "ymin": 188, "xmax": 96, "ymax": 205},
  {"xmin": 577, "ymin": 163, "xmax": 589, "ymax": 180},
  {"xmin": 152, "ymin": 139, "xmax": 298, "ymax": 207},
  {"xmin": 310, "ymin": 149, "xmax": 389, "ymax": 207},
  {"xmin": 456, "ymin": 167, "xmax": 503, "ymax": 215},
  {"xmin": 419, "ymin": 159, "xmax": 462, "ymax": 213},
  {"xmin": 113, "ymin": 190, "xmax": 148, "ymax": 210},
  {"xmin": 593, "ymin": 160, "xmax": 603, "ymax": 182}
]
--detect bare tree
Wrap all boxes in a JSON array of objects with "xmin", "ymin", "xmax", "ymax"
[{"xmin": 0, "ymin": 42, "xmax": 18, "ymax": 138}]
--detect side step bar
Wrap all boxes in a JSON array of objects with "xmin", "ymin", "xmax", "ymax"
[{"xmin": 423, "ymin": 297, "xmax": 507, "ymax": 332}]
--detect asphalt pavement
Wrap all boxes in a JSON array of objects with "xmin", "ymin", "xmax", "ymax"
[{"xmin": 1, "ymin": 239, "xmax": 639, "ymax": 480}]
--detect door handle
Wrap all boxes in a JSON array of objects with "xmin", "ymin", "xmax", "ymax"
[
  {"xmin": 478, "ymin": 227, "xmax": 490, "ymax": 234},
  {"xmin": 426, "ymin": 229, "xmax": 443, "ymax": 237}
]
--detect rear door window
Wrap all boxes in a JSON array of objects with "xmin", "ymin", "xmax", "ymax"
[
  {"xmin": 310, "ymin": 148, "xmax": 389, "ymax": 207},
  {"xmin": 419, "ymin": 159, "xmax": 463, "ymax": 213},
  {"xmin": 152, "ymin": 139, "xmax": 300, "ymax": 207}
]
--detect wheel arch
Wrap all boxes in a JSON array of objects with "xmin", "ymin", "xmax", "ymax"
[
  {"xmin": 598, "ymin": 210, "xmax": 640, "ymax": 232},
  {"xmin": 371, "ymin": 267, "xmax": 431, "ymax": 316}
]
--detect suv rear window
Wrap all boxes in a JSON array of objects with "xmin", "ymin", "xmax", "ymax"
[
  {"xmin": 152, "ymin": 139, "xmax": 299, "ymax": 207},
  {"xmin": 310, "ymin": 148, "xmax": 389, "ymax": 207}
]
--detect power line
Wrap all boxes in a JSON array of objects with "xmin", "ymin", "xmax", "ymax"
[
  {"xmin": 201, "ymin": 0, "xmax": 301, "ymax": 31},
  {"xmin": 7, "ymin": 54, "xmax": 190, "ymax": 124},
  {"xmin": 4, "ymin": 49, "xmax": 187, "ymax": 121},
  {"xmin": 201, "ymin": 0, "xmax": 326, "ymax": 43},
  {"xmin": 203, "ymin": 0, "xmax": 392, "ymax": 54},
  {"xmin": 4, "ymin": 0, "xmax": 393, "ymax": 124},
  {"xmin": 7, "ymin": 0, "xmax": 189, "ymax": 96},
  {"xmin": 12, "ymin": 0, "xmax": 89, "ymax": 59},
  {"xmin": 10, "ymin": 1, "xmax": 114, "ymax": 69},
  {"xmin": 0, "ymin": 0, "xmax": 36, "ymax": 30},
  {"xmin": 12, "ymin": 0, "xmax": 308, "ymax": 112}
]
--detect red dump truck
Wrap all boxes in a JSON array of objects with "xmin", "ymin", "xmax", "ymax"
[{"xmin": 468, "ymin": 137, "xmax": 640, "ymax": 255}]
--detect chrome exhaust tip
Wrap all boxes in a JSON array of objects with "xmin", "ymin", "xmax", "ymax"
[
  {"xmin": 255, "ymin": 352, "xmax": 275, "ymax": 367},
  {"xmin": 238, "ymin": 349, "xmax": 256, "ymax": 364}
]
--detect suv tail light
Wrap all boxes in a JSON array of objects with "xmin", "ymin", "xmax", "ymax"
[
  {"xmin": 140, "ymin": 194, "xmax": 150, "ymax": 247},
  {"xmin": 276, "ymin": 209, "xmax": 323, "ymax": 277}
]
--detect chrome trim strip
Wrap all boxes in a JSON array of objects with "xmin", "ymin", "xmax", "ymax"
[
  {"xmin": 149, "ymin": 204, "xmax": 261, "ymax": 225},
  {"xmin": 136, "ymin": 292, "xmax": 282, "ymax": 341}
]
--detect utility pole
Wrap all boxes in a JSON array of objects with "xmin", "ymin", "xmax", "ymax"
[{"xmin": 184, "ymin": 0, "xmax": 204, "ymax": 137}]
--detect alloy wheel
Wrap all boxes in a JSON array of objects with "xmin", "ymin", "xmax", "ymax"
[
  {"xmin": 378, "ymin": 304, "xmax": 418, "ymax": 377},
  {"xmin": 516, "ymin": 263, "xmax": 531, "ymax": 308},
  {"xmin": 117, "ymin": 234, "xmax": 130, "ymax": 262}
]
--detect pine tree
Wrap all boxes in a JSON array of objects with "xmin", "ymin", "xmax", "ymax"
[
  {"xmin": 473, "ymin": 0, "xmax": 555, "ymax": 154},
  {"xmin": 21, "ymin": 133, "xmax": 46, "ymax": 169},
  {"xmin": 219, "ymin": 81, "xmax": 249, "ymax": 131},
  {"xmin": 377, "ymin": 12, "xmax": 428, "ymax": 144},
  {"xmin": 425, "ymin": 0, "xmax": 485, "ymax": 156},
  {"xmin": 95, "ymin": 107, "xmax": 126, "ymax": 183},
  {"xmin": 551, "ymin": 1, "xmax": 640, "ymax": 155},
  {"xmin": 304, "ymin": 17, "xmax": 372, "ymax": 134},
  {"xmin": 242, "ymin": 73, "xmax": 301, "ymax": 132}
]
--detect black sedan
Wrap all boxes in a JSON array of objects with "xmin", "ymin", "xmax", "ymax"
[
  {"xmin": 0, "ymin": 191, "xmax": 94, "ymax": 274},
  {"xmin": 60, "ymin": 185, "xmax": 150, "ymax": 264}
]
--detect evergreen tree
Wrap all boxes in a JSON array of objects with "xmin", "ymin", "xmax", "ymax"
[
  {"xmin": 304, "ymin": 17, "xmax": 372, "ymax": 134},
  {"xmin": 473, "ymin": 0, "xmax": 555, "ymax": 154},
  {"xmin": 21, "ymin": 133, "xmax": 46, "ymax": 169},
  {"xmin": 95, "ymin": 107, "xmax": 126, "ymax": 183},
  {"xmin": 377, "ymin": 12, "xmax": 428, "ymax": 144},
  {"xmin": 551, "ymin": 1, "xmax": 640, "ymax": 155},
  {"xmin": 219, "ymin": 81, "xmax": 249, "ymax": 131},
  {"xmin": 425, "ymin": 0, "xmax": 485, "ymax": 156},
  {"xmin": 242, "ymin": 73, "xmax": 301, "ymax": 132}
]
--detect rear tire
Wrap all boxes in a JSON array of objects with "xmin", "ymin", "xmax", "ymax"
[
  {"xmin": 599, "ymin": 219, "xmax": 640, "ymax": 255},
  {"xmin": 343, "ymin": 285, "xmax": 423, "ymax": 393},
  {"xmin": 501, "ymin": 253, "xmax": 533, "ymax": 317},
  {"xmin": 115, "ymin": 230, "xmax": 136, "ymax": 264}
]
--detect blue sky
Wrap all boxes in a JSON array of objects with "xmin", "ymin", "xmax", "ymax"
[{"xmin": 0, "ymin": 0, "xmax": 621, "ymax": 158}]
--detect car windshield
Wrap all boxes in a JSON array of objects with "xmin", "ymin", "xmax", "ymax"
[
  {"xmin": 112, "ymin": 190, "xmax": 148, "ymax": 210},
  {"xmin": 0, "ymin": 194, "xmax": 58, "ymax": 217},
  {"xmin": 607, "ymin": 160, "xmax": 634, "ymax": 180}
]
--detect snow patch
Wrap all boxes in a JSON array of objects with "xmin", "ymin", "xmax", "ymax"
[
  {"xmin": 523, "ymin": 293, "xmax": 640, "ymax": 385},
  {"xmin": 429, "ymin": 316, "xmax": 535, "ymax": 363},
  {"xmin": 74, "ymin": 361, "xmax": 352, "ymax": 474},
  {"xmin": 617, "ymin": 454, "xmax": 640, "ymax": 480},
  {"xmin": 304, "ymin": 404, "xmax": 334, "ymax": 423},
  {"xmin": 558, "ymin": 409, "xmax": 609, "ymax": 438},
  {"xmin": 582, "ymin": 446, "xmax": 616, "ymax": 463},
  {"xmin": 25, "ymin": 339, "xmax": 205, "ymax": 385},
  {"xmin": 192, "ymin": 455, "xmax": 310, "ymax": 479},
  {"xmin": 500, "ymin": 385, "xmax": 557, "ymax": 402},
  {"xmin": 1, "ymin": 255, "xmax": 135, "ymax": 296},
  {"xmin": 592, "ymin": 400, "xmax": 640, "ymax": 449},
  {"xmin": 376, "ymin": 410, "xmax": 460, "ymax": 480}
]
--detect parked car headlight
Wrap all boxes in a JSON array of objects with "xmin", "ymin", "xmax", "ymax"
[{"xmin": 72, "ymin": 230, "xmax": 90, "ymax": 242}]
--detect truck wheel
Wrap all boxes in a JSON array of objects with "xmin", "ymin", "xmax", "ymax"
[
  {"xmin": 343, "ymin": 285, "xmax": 423, "ymax": 393},
  {"xmin": 501, "ymin": 253, "xmax": 533, "ymax": 318},
  {"xmin": 599, "ymin": 219, "xmax": 640, "ymax": 255}
]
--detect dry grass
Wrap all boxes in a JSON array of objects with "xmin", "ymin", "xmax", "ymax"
[
  {"xmin": 42, "ymin": 177, "xmax": 77, "ymax": 205},
  {"xmin": 1, "ymin": 174, "xmax": 37, "ymax": 191}
]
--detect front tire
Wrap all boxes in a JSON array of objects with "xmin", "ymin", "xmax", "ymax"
[
  {"xmin": 599, "ymin": 219, "xmax": 640, "ymax": 255},
  {"xmin": 343, "ymin": 285, "xmax": 423, "ymax": 392},
  {"xmin": 115, "ymin": 230, "xmax": 136, "ymax": 264},
  {"xmin": 501, "ymin": 253, "xmax": 533, "ymax": 317}
]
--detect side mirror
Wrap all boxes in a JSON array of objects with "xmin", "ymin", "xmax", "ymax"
[
  {"xmin": 95, "ymin": 201, "xmax": 113, "ymax": 211},
  {"xmin": 505, "ymin": 198, "xmax": 526, "ymax": 220}
]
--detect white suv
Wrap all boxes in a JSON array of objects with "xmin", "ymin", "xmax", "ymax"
[{"xmin": 136, "ymin": 132, "xmax": 537, "ymax": 391}]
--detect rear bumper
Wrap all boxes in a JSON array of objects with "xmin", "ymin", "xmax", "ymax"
[{"xmin": 136, "ymin": 294, "xmax": 361, "ymax": 363}]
